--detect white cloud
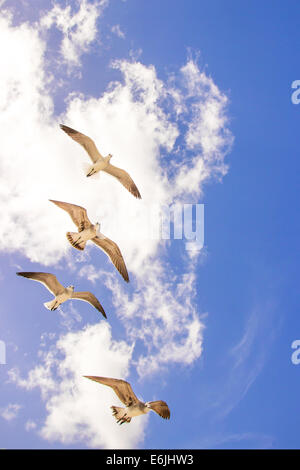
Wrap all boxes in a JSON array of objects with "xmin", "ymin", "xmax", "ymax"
[
  {"xmin": 78, "ymin": 264, "xmax": 104, "ymax": 284},
  {"xmin": 171, "ymin": 60, "xmax": 233, "ymax": 197},
  {"xmin": 111, "ymin": 24, "xmax": 125, "ymax": 39},
  {"xmin": 9, "ymin": 322, "xmax": 147, "ymax": 448},
  {"xmin": 40, "ymin": 332, "xmax": 56, "ymax": 348},
  {"xmin": 104, "ymin": 260, "xmax": 204, "ymax": 376},
  {"xmin": 57, "ymin": 303, "xmax": 83, "ymax": 331},
  {"xmin": 25, "ymin": 419, "xmax": 37, "ymax": 431},
  {"xmin": 0, "ymin": 403, "xmax": 22, "ymax": 421},
  {"xmin": 40, "ymin": 0, "xmax": 107, "ymax": 68}
]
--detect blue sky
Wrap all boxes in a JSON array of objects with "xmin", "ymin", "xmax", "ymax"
[{"xmin": 0, "ymin": 0, "xmax": 300, "ymax": 449}]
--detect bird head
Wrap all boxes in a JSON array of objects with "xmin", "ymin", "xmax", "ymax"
[
  {"xmin": 68, "ymin": 285, "xmax": 75, "ymax": 291},
  {"xmin": 95, "ymin": 222, "xmax": 101, "ymax": 233},
  {"xmin": 107, "ymin": 153, "xmax": 112, "ymax": 162}
]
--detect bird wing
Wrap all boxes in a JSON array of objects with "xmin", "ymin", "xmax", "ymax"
[
  {"xmin": 83, "ymin": 376, "xmax": 139, "ymax": 406},
  {"xmin": 60, "ymin": 124, "xmax": 101, "ymax": 163},
  {"xmin": 16, "ymin": 272, "xmax": 65, "ymax": 296},
  {"xmin": 147, "ymin": 401, "xmax": 170, "ymax": 419},
  {"xmin": 49, "ymin": 200, "xmax": 92, "ymax": 231},
  {"xmin": 103, "ymin": 163, "xmax": 141, "ymax": 199},
  {"xmin": 72, "ymin": 291, "xmax": 107, "ymax": 319},
  {"xmin": 92, "ymin": 235, "xmax": 129, "ymax": 282}
]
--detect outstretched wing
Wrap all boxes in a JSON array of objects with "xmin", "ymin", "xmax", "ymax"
[
  {"xmin": 49, "ymin": 200, "xmax": 92, "ymax": 232},
  {"xmin": 147, "ymin": 401, "xmax": 170, "ymax": 420},
  {"xmin": 72, "ymin": 291, "xmax": 107, "ymax": 318},
  {"xmin": 83, "ymin": 376, "xmax": 139, "ymax": 406},
  {"xmin": 60, "ymin": 124, "xmax": 101, "ymax": 163},
  {"xmin": 103, "ymin": 163, "xmax": 141, "ymax": 199},
  {"xmin": 92, "ymin": 235, "xmax": 129, "ymax": 283},
  {"xmin": 16, "ymin": 272, "xmax": 65, "ymax": 296}
]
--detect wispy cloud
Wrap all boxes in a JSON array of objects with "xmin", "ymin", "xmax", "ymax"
[
  {"xmin": 104, "ymin": 260, "xmax": 204, "ymax": 376},
  {"xmin": 57, "ymin": 303, "xmax": 83, "ymax": 331},
  {"xmin": 77, "ymin": 264, "xmax": 103, "ymax": 284},
  {"xmin": 208, "ymin": 300, "xmax": 281, "ymax": 421},
  {"xmin": 40, "ymin": 0, "xmax": 108, "ymax": 69},
  {"xmin": 25, "ymin": 420, "xmax": 37, "ymax": 431},
  {"xmin": 0, "ymin": 403, "xmax": 22, "ymax": 421},
  {"xmin": 197, "ymin": 431, "xmax": 275, "ymax": 449},
  {"xmin": 111, "ymin": 24, "xmax": 125, "ymax": 39}
]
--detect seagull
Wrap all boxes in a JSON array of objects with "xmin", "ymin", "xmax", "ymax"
[
  {"xmin": 16, "ymin": 272, "xmax": 107, "ymax": 318},
  {"xmin": 84, "ymin": 376, "xmax": 170, "ymax": 424},
  {"xmin": 49, "ymin": 199, "xmax": 129, "ymax": 282},
  {"xmin": 60, "ymin": 124, "xmax": 141, "ymax": 199}
]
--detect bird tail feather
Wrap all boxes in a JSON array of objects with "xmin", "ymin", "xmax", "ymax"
[
  {"xmin": 44, "ymin": 299, "xmax": 59, "ymax": 311},
  {"xmin": 66, "ymin": 232, "xmax": 86, "ymax": 251},
  {"xmin": 111, "ymin": 406, "xmax": 131, "ymax": 424}
]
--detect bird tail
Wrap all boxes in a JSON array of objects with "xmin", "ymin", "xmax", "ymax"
[
  {"xmin": 111, "ymin": 406, "xmax": 131, "ymax": 424},
  {"xmin": 66, "ymin": 232, "xmax": 86, "ymax": 251},
  {"xmin": 44, "ymin": 299, "xmax": 59, "ymax": 311}
]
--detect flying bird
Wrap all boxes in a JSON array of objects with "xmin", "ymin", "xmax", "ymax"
[
  {"xmin": 49, "ymin": 199, "xmax": 129, "ymax": 282},
  {"xmin": 16, "ymin": 272, "xmax": 107, "ymax": 318},
  {"xmin": 60, "ymin": 124, "xmax": 141, "ymax": 199},
  {"xmin": 84, "ymin": 376, "xmax": 170, "ymax": 424}
]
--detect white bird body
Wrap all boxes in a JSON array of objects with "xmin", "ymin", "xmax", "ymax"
[
  {"xmin": 125, "ymin": 402, "xmax": 151, "ymax": 418},
  {"xmin": 81, "ymin": 224, "xmax": 100, "ymax": 240},
  {"xmin": 67, "ymin": 223, "xmax": 100, "ymax": 250},
  {"xmin": 60, "ymin": 124, "xmax": 141, "ymax": 198},
  {"xmin": 17, "ymin": 272, "xmax": 107, "ymax": 317},
  {"xmin": 49, "ymin": 200, "xmax": 129, "ymax": 282},
  {"xmin": 84, "ymin": 376, "xmax": 170, "ymax": 424},
  {"xmin": 86, "ymin": 155, "xmax": 112, "ymax": 177},
  {"xmin": 110, "ymin": 402, "xmax": 151, "ymax": 423},
  {"xmin": 44, "ymin": 286, "xmax": 74, "ymax": 311}
]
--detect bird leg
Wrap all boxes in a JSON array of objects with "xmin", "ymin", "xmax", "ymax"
[
  {"xmin": 111, "ymin": 406, "xmax": 131, "ymax": 424},
  {"xmin": 116, "ymin": 412, "xmax": 131, "ymax": 425},
  {"xmin": 118, "ymin": 415, "xmax": 130, "ymax": 425},
  {"xmin": 73, "ymin": 236, "xmax": 82, "ymax": 248}
]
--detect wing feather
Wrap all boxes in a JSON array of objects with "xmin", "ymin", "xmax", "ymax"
[
  {"xmin": 92, "ymin": 235, "xmax": 129, "ymax": 282},
  {"xmin": 49, "ymin": 200, "xmax": 92, "ymax": 231},
  {"xmin": 60, "ymin": 124, "xmax": 101, "ymax": 163},
  {"xmin": 16, "ymin": 272, "xmax": 65, "ymax": 296},
  {"xmin": 72, "ymin": 291, "xmax": 107, "ymax": 318},
  {"xmin": 103, "ymin": 163, "xmax": 141, "ymax": 199},
  {"xmin": 83, "ymin": 376, "xmax": 139, "ymax": 406},
  {"xmin": 147, "ymin": 401, "xmax": 170, "ymax": 419}
]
